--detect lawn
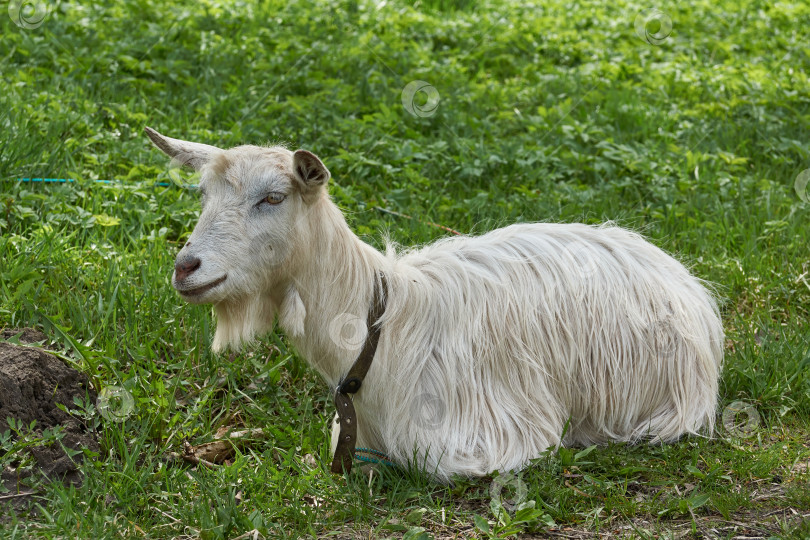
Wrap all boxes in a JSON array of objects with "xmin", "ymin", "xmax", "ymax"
[{"xmin": 1, "ymin": 0, "xmax": 809, "ymax": 538}]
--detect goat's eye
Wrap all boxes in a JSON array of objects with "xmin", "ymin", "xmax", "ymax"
[{"xmin": 262, "ymin": 192, "xmax": 286, "ymax": 205}]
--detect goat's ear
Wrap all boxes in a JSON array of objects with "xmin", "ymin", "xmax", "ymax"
[
  {"xmin": 292, "ymin": 150, "xmax": 330, "ymax": 190},
  {"xmin": 144, "ymin": 126, "xmax": 222, "ymax": 171}
]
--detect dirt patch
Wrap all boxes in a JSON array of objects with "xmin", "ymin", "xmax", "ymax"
[{"xmin": 0, "ymin": 328, "xmax": 99, "ymax": 496}]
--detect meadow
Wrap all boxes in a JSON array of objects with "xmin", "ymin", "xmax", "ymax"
[{"xmin": 1, "ymin": 0, "xmax": 809, "ymax": 537}]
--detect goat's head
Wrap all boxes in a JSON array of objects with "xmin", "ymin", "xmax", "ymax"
[{"xmin": 144, "ymin": 127, "xmax": 330, "ymax": 308}]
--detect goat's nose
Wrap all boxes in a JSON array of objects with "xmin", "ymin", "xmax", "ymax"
[{"xmin": 174, "ymin": 255, "xmax": 201, "ymax": 282}]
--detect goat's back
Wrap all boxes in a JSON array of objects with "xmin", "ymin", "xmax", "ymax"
[{"xmin": 374, "ymin": 223, "xmax": 723, "ymax": 479}]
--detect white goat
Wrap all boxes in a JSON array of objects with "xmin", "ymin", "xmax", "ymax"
[{"xmin": 146, "ymin": 127, "xmax": 724, "ymax": 482}]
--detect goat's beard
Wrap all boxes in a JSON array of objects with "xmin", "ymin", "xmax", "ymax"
[{"xmin": 211, "ymin": 294, "xmax": 278, "ymax": 352}]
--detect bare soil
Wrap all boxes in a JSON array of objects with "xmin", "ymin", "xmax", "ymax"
[{"xmin": 0, "ymin": 328, "xmax": 99, "ymax": 504}]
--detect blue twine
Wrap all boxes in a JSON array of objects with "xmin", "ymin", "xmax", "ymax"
[
  {"xmin": 11, "ymin": 178, "xmax": 197, "ymax": 188},
  {"xmin": 354, "ymin": 447, "xmax": 396, "ymax": 467}
]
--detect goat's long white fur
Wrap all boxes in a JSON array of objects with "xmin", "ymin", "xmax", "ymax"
[{"xmin": 146, "ymin": 130, "xmax": 724, "ymax": 482}]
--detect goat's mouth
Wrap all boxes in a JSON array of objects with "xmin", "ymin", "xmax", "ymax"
[{"xmin": 177, "ymin": 275, "xmax": 228, "ymax": 298}]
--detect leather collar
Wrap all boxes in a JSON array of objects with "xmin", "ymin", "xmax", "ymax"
[{"xmin": 331, "ymin": 272, "xmax": 388, "ymax": 474}]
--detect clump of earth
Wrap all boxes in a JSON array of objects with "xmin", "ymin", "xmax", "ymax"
[{"xmin": 0, "ymin": 328, "xmax": 99, "ymax": 498}]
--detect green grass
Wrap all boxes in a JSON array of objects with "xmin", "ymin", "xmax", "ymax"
[{"xmin": 1, "ymin": 0, "xmax": 809, "ymax": 537}]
